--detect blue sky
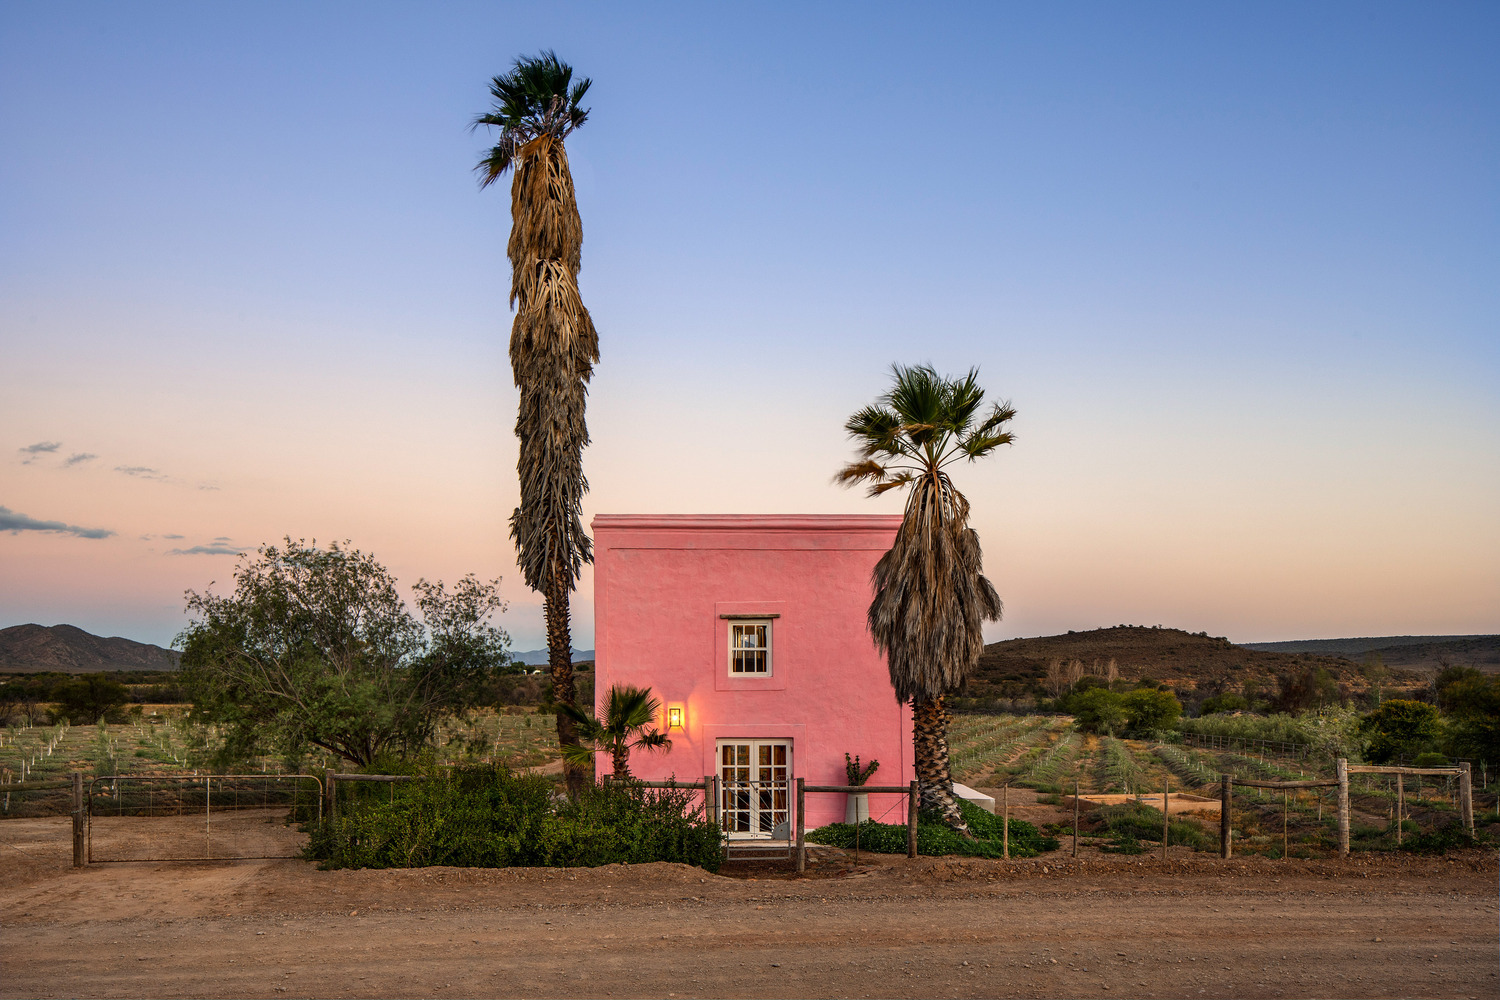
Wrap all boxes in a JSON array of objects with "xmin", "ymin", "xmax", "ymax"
[{"xmin": 2, "ymin": 2, "xmax": 1496, "ymax": 649}]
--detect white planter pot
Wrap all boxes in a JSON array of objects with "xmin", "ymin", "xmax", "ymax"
[{"xmin": 844, "ymin": 791, "xmax": 870, "ymax": 824}]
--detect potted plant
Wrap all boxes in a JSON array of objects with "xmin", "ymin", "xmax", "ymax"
[{"xmin": 844, "ymin": 753, "xmax": 880, "ymax": 823}]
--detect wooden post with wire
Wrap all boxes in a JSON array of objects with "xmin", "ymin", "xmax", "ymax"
[
  {"xmin": 1282, "ymin": 791, "xmax": 1289, "ymax": 860},
  {"xmin": 323, "ymin": 768, "xmax": 337, "ymax": 822},
  {"xmin": 906, "ymin": 781, "xmax": 918, "ymax": 859},
  {"xmin": 1161, "ymin": 775, "xmax": 1169, "ymax": 862},
  {"xmin": 1220, "ymin": 773, "xmax": 1232, "ymax": 859},
  {"xmin": 1072, "ymin": 779, "xmax": 1079, "ymax": 858},
  {"xmin": 795, "ymin": 777, "xmax": 806, "ymax": 873},
  {"xmin": 1395, "ymin": 773, "xmax": 1403, "ymax": 846},
  {"xmin": 1336, "ymin": 758, "xmax": 1350, "ymax": 858},
  {"xmin": 1002, "ymin": 783, "xmax": 1009, "ymax": 860},
  {"xmin": 1459, "ymin": 762, "xmax": 1474, "ymax": 835},
  {"xmin": 71, "ymin": 771, "xmax": 85, "ymax": 868}
]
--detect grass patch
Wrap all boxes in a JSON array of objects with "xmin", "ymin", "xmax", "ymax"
[
  {"xmin": 305, "ymin": 764, "xmax": 722, "ymax": 872},
  {"xmin": 807, "ymin": 799, "xmax": 1060, "ymax": 859},
  {"xmin": 1094, "ymin": 802, "xmax": 1213, "ymax": 851},
  {"xmin": 1397, "ymin": 821, "xmax": 1494, "ymax": 855}
]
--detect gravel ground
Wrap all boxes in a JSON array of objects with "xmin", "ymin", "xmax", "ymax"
[{"xmin": 1, "ymin": 816, "xmax": 1495, "ymax": 999}]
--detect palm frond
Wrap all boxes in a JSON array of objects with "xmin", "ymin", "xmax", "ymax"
[{"xmin": 473, "ymin": 50, "xmax": 592, "ymax": 187}]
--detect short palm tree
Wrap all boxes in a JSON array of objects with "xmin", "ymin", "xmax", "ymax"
[
  {"xmin": 837, "ymin": 364, "xmax": 1015, "ymax": 831},
  {"xmin": 559, "ymin": 685, "xmax": 672, "ymax": 780},
  {"xmin": 475, "ymin": 51, "xmax": 598, "ymax": 795}
]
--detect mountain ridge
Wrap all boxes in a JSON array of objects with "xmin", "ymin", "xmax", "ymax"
[{"xmin": 0, "ymin": 624, "xmax": 180, "ymax": 674}]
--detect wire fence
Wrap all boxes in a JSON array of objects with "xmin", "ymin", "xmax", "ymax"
[{"xmin": 87, "ymin": 774, "xmax": 321, "ymax": 862}]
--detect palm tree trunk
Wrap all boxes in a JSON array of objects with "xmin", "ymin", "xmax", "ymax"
[
  {"xmin": 610, "ymin": 744, "xmax": 630, "ymax": 780},
  {"xmin": 912, "ymin": 696, "xmax": 967, "ymax": 832},
  {"xmin": 545, "ymin": 574, "xmax": 585, "ymax": 796}
]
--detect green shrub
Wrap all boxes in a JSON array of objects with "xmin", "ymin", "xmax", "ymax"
[
  {"xmin": 806, "ymin": 799, "xmax": 1060, "ymax": 859},
  {"xmin": 1122, "ymin": 688, "xmax": 1182, "ymax": 734},
  {"xmin": 1398, "ymin": 821, "xmax": 1493, "ymax": 855},
  {"xmin": 1070, "ymin": 689, "xmax": 1128, "ymax": 735},
  {"xmin": 1198, "ymin": 693, "xmax": 1247, "ymax": 715},
  {"xmin": 1362, "ymin": 700, "xmax": 1441, "ymax": 764},
  {"xmin": 305, "ymin": 764, "xmax": 722, "ymax": 872},
  {"xmin": 1093, "ymin": 802, "xmax": 1212, "ymax": 850}
]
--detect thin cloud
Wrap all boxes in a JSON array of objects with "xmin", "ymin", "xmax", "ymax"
[
  {"xmin": 65, "ymin": 453, "xmax": 96, "ymax": 466},
  {"xmin": 163, "ymin": 533, "xmax": 185, "ymax": 540},
  {"xmin": 170, "ymin": 544, "xmax": 246, "ymax": 556},
  {"xmin": 115, "ymin": 465, "xmax": 166, "ymax": 481},
  {"xmin": 0, "ymin": 505, "xmax": 114, "ymax": 539},
  {"xmin": 19, "ymin": 442, "xmax": 61, "ymax": 464}
]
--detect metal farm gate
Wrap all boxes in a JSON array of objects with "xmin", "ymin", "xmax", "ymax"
[{"xmin": 86, "ymin": 774, "xmax": 323, "ymax": 863}]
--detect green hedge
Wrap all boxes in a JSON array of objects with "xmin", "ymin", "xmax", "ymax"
[
  {"xmin": 306, "ymin": 765, "xmax": 723, "ymax": 872},
  {"xmin": 807, "ymin": 799, "xmax": 1060, "ymax": 859}
]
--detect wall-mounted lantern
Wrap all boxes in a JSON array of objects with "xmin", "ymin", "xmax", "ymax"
[{"xmin": 667, "ymin": 706, "xmax": 684, "ymax": 730}]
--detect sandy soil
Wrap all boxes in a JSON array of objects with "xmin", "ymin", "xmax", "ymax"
[{"xmin": 1, "ymin": 815, "xmax": 1496, "ymax": 1000}]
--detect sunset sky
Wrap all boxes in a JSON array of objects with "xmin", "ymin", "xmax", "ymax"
[{"xmin": 3, "ymin": 2, "xmax": 1496, "ymax": 652}]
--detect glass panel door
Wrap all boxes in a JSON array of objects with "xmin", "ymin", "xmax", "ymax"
[{"xmin": 718, "ymin": 740, "xmax": 791, "ymax": 839}]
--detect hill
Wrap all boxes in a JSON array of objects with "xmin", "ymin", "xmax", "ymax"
[
  {"xmin": 1243, "ymin": 635, "xmax": 1499, "ymax": 673},
  {"xmin": 510, "ymin": 648, "xmax": 595, "ymax": 666},
  {"xmin": 971, "ymin": 625, "xmax": 1370, "ymax": 697},
  {"xmin": 0, "ymin": 624, "xmax": 180, "ymax": 674}
]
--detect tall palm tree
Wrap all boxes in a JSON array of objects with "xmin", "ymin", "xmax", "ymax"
[
  {"xmin": 558, "ymin": 684, "xmax": 672, "ymax": 780},
  {"xmin": 475, "ymin": 51, "xmax": 598, "ymax": 795},
  {"xmin": 837, "ymin": 364, "xmax": 1015, "ymax": 830}
]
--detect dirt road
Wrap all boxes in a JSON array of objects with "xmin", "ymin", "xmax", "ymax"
[{"xmin": 2, "ymin": 817, "xmax": 1495, "ymax": 999}]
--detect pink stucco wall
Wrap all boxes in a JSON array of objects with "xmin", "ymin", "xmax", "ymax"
[{"xmin": 592, "ymin": 514, "xmax": 913, "ymax": 831}]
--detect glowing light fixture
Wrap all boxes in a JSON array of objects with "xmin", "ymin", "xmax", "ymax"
[{"xmin": 667, "ymin": 707, "xmax": 683, "ymax": 730}]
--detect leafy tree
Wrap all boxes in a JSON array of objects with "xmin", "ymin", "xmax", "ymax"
[
  {"xmin": 1070, "ymin": 688, "xmax": 1129, "ymax": 735},
  {"xmin": 1436, "ymin": 671, "xmax": 1500, "ymax": 764},
  {"xmin": 837, "ymin": 364, "xmax": 1014, "ymax": 830},
  {"xmin": 1361, "ymin": 699, "xmax": 1441, "ymax": 764},
  {"xmin": 177, "ymin": 540, "xmax": 509, "ymax": 767},
  {"xmin": 475, "ymin": 51, "xmax": 598, "ymax": 796},
  {"xmin": 558, "ymin": 684, "xmax": 671, "ymax": 780},
  {"xmin": 52, "ymin": 673, "xmax": 128, "ymax": 724},
  {"xmin": 1122, "ymin": 688, "xmax": 1182, "ymax": 734}
]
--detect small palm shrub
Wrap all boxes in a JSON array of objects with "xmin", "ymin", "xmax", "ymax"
[{"xmin": 306, "ymin": 764, "xmax": 722, "ymax": 872}]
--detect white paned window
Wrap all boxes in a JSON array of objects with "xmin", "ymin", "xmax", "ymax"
[
  {"xmin": 729, "ymin": 621, "xmax": 771, "ymax": 675},
  {"xmin": 718, "ymin": 740, "xmax": 791, "ymax": 838}
]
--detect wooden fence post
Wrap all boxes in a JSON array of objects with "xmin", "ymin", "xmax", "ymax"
[
  {"xmin": 906, "ymin": 781, "xmax": 918, "ymax": 858},
  {"xmin": 1220, "ymin": 774, "xmax": 1231, "ymax": 859},
  {"xmin": 1002, "ymin": 784, "xmax": 1009, "ymax": 860},
  {"xmin": 71, "ymin": 771, "xmax": 85, "ymax": 868},
  {"xmin": 1459, "ymin": 762, "xmax": 1473, "ymax": 835},
  {"xmin": 1161, "ymin": 775, "xmax": 1169, "ymax": 862},
  {"xmin": 1072, "ymin": 779, "xmax": 1080, "ymax": 858},
  {"xmin": 1336, "ymin": 758, "xmax": 1349, "ymax": 858},
  {"xmin": 795, "ymin": 778, "xmax": 806, "ymax": 873},
  {"xmin": 1395, "ymin": 773, "xmax": 1403, "ymax": 846},
  {"xmin": 323, "ymin": 768, "xmax": 337, "ymax": 822}
]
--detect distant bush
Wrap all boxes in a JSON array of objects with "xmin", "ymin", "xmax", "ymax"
[
  {"xmin": 1068, "ymin": 688, "xmax": 1128, "ymax": 735},
  {"xmin": 1122, "ymin": 688, "xmax": 1181, "ymax": 734},
  {"xmin": 1361, "ymin": 700, "xmax": 1441, "ymax": 764},
  {"xmin": 306, "ymin": 764, "xmax": 722, "ymax": 872},
  {"xmin": 1197, "ymin": 693, "xmax": 1247, "ymax": 716},
  {"xmin": 807, "ymin": 799, "xmax": 1060, "ymax": 859}
]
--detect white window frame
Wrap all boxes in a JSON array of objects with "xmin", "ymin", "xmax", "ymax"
[
  {"xmin": 727, "ymin": 618, "xmax": 773, "ymax": 676},
  {"xmin": 716, "ymin": 739, "xmax": 792, "ymax": 840}
]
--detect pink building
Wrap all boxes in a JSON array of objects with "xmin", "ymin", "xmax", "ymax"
[{"xmin": 592, "ymin": 514, "xmax": 913, "ymax": 840}]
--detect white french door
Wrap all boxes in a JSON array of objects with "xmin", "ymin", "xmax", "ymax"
[{"xmin": 718, "ymin": 740, "xmax": 791, "ymax": 839}]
